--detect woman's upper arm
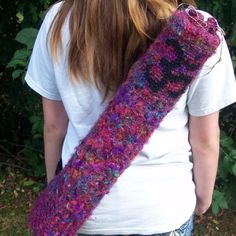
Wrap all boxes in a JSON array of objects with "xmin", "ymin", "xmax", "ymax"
[
  {"xmin": 42, "ymin": 97, "xmax": 68, "ymax": 133},
  {"xmin": 189, "ymin": 112, "xmax": 220, "ymax": 148}
]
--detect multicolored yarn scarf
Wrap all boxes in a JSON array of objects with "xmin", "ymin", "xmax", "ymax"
[{"xmin": 29, "ymin": 7, "xmax": 220, "ymax": 236}]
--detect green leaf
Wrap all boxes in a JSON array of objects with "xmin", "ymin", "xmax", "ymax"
[
  {"xmin": 32, "ymin": 186, "xmax": 40, "ymax": 193},
  {"xmin": 232, "ymin": 163, "xmax": 236, "ymax": 176},
  {"xmin": 220, "ymin": 135, "xmax": 233, "ymax": 148},
  {"xmin": 7, "ymin": 59, "xmax": 26, "ymax": 68},
  {"xmin": 33, "ymin": 134, "xmax": 43, "ymax": 139},
  {"xmin": 13, "ymin": 190, "xmax": 18, "ymax": 198},
  {"xmin": 213, "ymin": 189, "xmax": 222, "ymax": 199},
  {"xmin": 230, "ymin": 149, "xmax": 236, "ymax": 160},
  {"xmin": 29, "ymin": 115, "xmax": 41, "ymax": 123},
  {"xmin": 22, "ymin": 179, "xmax": 35, "ymax": 187},
  {"xmin": 28, "ymin": 155, "xmax": 39, "ymax": 168},
  {"xmin": 20, "ymin": 71, "xmax": 27, "ymax": 83},
  {"xmin": 12, "ymin": 69, "xmax": 23, "ymax": 80},
  {"xmin": 33, "ymin": 164, "xmax": 46, "ymax": 177},
  {"xmin": 32, "ymin": 183, "xmax": 45, "ymax": 193},
  {"xmin": 211, "ymin": 201, "xmax": 219, "ymax": 215},
  {"xmin": 15, "ymin": 28, "xmax": 38, "ymax": 49},
  {"xmin": 218, "ymin": 155, "xmax": 232, "ymax": 177},
  {"xmin": 213, "ymin": 189, "xmax": 229, "ymax": 212},
  {"xmin": 218, "ymin": 197, "xmax": 228, "ymax": 209},
  {"xmin": 12, "ymin": 49, "xmax": 31, "ymax": 60},
  {"xmin": 7, "ymin": 49, "xmax": 30, "ymax": 68},
  {"xmin": 16, "ymin": 12, "xmax": 24, "ymax": 24}
]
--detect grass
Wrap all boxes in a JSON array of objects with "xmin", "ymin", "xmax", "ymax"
[
  {"xmin": 0, "ymin": 169, "xmax": 34, "ymax": 236},
  {"xmin": 193, "ymin": 210, "xmax": 236, "ymax": 236}
]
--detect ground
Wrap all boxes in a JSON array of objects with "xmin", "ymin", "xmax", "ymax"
[{"xmin": 0, "ymin": 167, "xmax": 236, "ymax": 236}]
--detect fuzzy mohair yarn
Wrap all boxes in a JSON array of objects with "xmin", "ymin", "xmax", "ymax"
[{"xmin": 29, "ymin": 7, "xmax": 220, "ymax": 236}]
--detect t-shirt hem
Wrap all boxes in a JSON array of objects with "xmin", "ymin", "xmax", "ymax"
[
  {"xmin": 25, "ymin": 73, "xmax": 62, "ymax": 101},
  {"xmin": 77, "ymin": 212, "xmax": 195, "ymax": 235},
  {"xmin": 189, "ymin": 95, "xmax": 236, "ymax": 117}
]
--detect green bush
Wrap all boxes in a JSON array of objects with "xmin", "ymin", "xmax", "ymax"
[{"xmin": 0, "ymin": 0, "xmax": 56, "ymax": 177}]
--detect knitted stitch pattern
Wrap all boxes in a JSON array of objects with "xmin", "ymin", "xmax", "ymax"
[{"xmin": 29, "ymin": 8, "xmax": 220, "ymax": 235}]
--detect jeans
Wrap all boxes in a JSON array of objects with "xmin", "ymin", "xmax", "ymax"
[{"xmin": 78, "ymin": 214, "xmax": 194, "ymax": 236}]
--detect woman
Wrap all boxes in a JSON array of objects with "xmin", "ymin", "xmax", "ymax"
[{"xmin": 25, "ymin": 0, "xmax": 236, "ymax": 235}]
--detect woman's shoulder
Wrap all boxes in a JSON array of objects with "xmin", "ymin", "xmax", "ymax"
[
  {"xmin": 43, "ymin": 1, "xmax": 64, "ymax": 27},
  {"xmin": 48, "ymin": 1, "xmax": 64, "ymax": 15}
]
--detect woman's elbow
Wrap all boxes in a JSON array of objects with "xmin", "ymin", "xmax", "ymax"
[
  {"xmin": 189, "ymin": 127, "xmax": 220, "ymax": 154},
  {"xmin": 44, "ymin": 122, "xmax": 67, "ymax": 138}
]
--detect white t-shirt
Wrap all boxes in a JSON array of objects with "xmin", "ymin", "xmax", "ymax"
[{"xmin": 25, "ymin": 3, "xmax": 236, "ymax": 235}]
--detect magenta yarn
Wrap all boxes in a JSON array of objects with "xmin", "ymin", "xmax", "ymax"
[{"xmin": 29, "ymin": 8, "xmax": 220, "ymax": 235}]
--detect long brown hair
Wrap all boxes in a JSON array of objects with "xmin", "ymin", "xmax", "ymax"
[{"xmin": 49, "ymin": 0, "xmax": 196, "ymax": 100}]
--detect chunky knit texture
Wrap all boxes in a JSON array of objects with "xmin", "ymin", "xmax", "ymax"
[{"xmin": 29, "ymin": 8, "xmax": 220, "ymax": 235}]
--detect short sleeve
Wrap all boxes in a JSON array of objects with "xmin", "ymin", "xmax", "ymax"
[
  {"xmin": 187, "ymin": 34, "xmax": 236, "ymax": 116},
  {"xmin": 25, "ymin": 3, "xmax": 62, "ymax": 101}
]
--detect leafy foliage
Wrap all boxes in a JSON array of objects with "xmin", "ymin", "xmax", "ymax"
[
  {"xmin": 214, "ymin": 131, "xmax": 236, "ymax": 213},
  {"xmin": 0, "ymin": 0, "xmax": 56, "ymax": 177},
  {"xmin": 7, "ymin": 28, "xmax": 38, "ymax": 81}
]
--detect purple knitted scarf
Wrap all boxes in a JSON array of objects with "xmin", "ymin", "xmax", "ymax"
[{"xmin": 29, "ymin": 7, "xmax": 220, "ymax": 235}]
